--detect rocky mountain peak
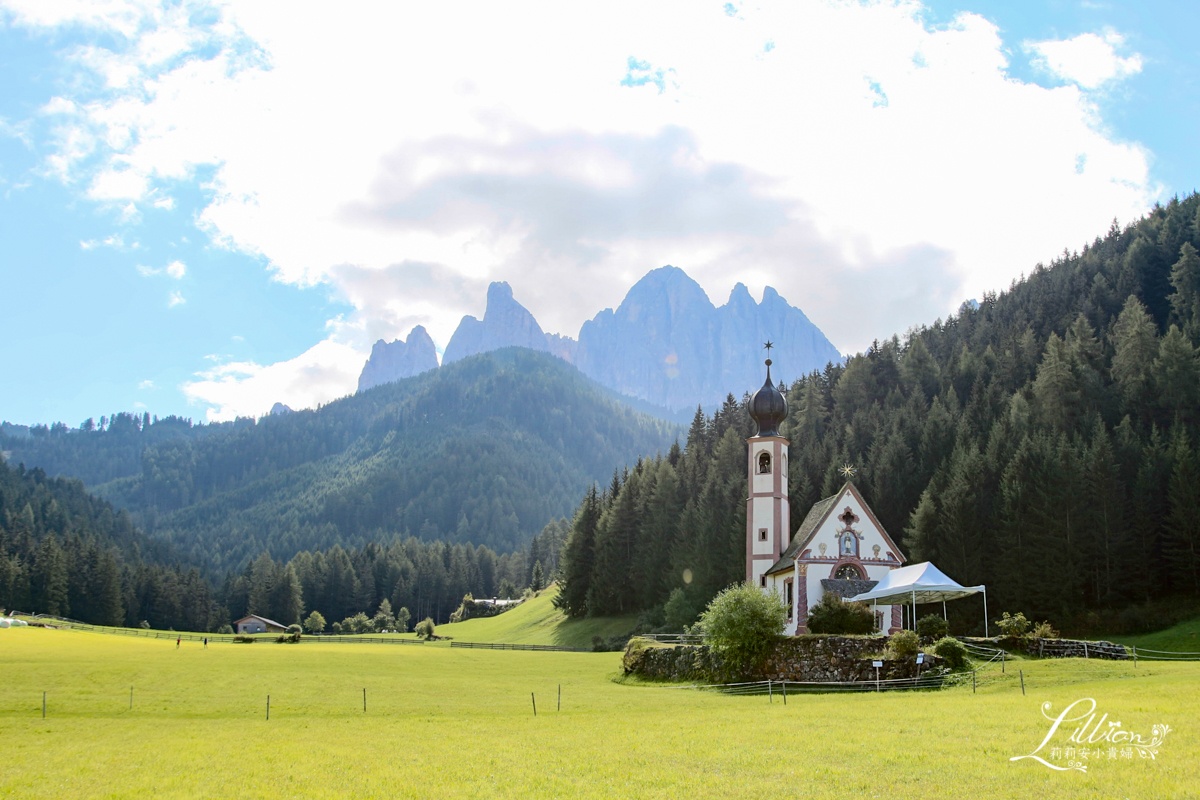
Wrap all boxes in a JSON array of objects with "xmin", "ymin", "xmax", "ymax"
[{"xmin": 357, "ymin": 325, "xmax": 440, "ymax": 392}]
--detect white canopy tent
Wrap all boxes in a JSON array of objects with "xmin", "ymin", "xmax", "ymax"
[{"xmin": 848, "ymin": 561, "xmax": 988, "ymax": 636}]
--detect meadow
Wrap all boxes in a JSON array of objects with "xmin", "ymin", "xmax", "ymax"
[{"xmin": 1, "ymin": 623, "xmax": 1196, "ymax": 800}]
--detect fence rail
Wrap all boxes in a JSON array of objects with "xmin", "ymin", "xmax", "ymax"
[
  {"xmin": 635, "ymin": 633, "xmax": 705, "ymax": 645},
  {"xmin": 450, "ymin": 641, "xmax": 587, "ymax": 652}
]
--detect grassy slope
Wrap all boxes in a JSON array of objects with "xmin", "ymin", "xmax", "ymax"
[
  {"xmin": 432, "ymin": 585, "xmax": 638, "ymax": 649},
  {"xmin": 1104, "ymin": 616, "xmax": 1200, "ymax": 653},
  {"xmin": 1, "ymin": 627, "xmax": 1196, "ymax": 799}
]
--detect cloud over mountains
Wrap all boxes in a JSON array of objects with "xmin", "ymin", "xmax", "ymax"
[{"xmin": 3, "ymin": 0, "xmax": 1159, "ymax": 420}]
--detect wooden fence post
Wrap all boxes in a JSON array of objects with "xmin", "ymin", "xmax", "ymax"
[
  {"xmin": 1020, "ymin": 670, "xmax": 1025, "ymax": 696},
  {"xmin": 531, "ymin": 693, "xmax": 537, "ymax": 717}
]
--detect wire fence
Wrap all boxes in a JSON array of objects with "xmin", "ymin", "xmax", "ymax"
[{"xmin": 1129, "ymin": 645, "xmax": 1200, "ymax": 662}]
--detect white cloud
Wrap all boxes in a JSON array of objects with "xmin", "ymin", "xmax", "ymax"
[
  {"xmin": 81, "ymin": 233, "xmax": 125, "ymax": 250},
  {"xmin": 181, "ymin": 339, "xmax": 364, "ymax": 421},
  {"xmin": 1029, "ymin": 31, "xmax": 1143, "ymax": 90},
  {"xmin": 167, "ymin": 290, "xmax": 185, "ymax": 307},
  {"xmin": 136, "ymin": 259, "xmax": 186, "ymax": 278},
  {"xmin": 138, "ymin": 379, "xmax": 155, "ymax": 389},
  {"xmin": 7, "ymin": 0, "xmax": 1162, "ymax": 418}
]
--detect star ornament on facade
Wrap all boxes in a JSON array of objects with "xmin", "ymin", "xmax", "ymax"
[{"xmin": 839, "ymin": 463, "xmax": 857, "ymax": 479}]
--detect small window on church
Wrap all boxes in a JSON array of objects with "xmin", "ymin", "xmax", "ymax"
[
  {"xmin": 785, "ymin": 582, "xmax": 793, "ymax": 615},
  {"xmin": 760, "ymin": 575, "xmax": 767, "ymax": 587},
  {"xmin": 758, "ymin": 528, "xmax": 768, "ymax": 542},
  {"xmin": 758, "ymin": 452, "xmax": 771, "ymax": 474}
]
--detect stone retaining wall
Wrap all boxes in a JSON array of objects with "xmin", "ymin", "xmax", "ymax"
[
  {"xmin": 624, "ymin": 634, "xmax": 945, "ymax": 682},
  {"xmin": 963, "ymin": 636, "xmax": 1129, "ymax": 660}
]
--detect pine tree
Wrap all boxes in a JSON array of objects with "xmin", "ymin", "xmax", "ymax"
[
  {"xmin": 1153, "ymin": 325, "xmax": 1200, "ymax": 420},
  {"xmin": 1165, "ymin": 427, "xmax": 1200, "ymax": 593},
  {"xmin": 1111, "ymin": 296, "xmax": 1159, "ymax": 414},
  {"xmin": 554, "ymin": 486, "xmax": 601, "ymax": 617},
  {"xmin": 1168, "ymin": 241, "xmax": 1200, "ymax": 330}
]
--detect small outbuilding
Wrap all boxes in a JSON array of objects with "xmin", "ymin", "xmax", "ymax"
[{"xmin": 234, "ymin": 614, "xmax": 288, "ymax": 634}]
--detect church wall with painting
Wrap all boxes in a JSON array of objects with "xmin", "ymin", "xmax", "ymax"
[{"xmin": 745, "ymin": 349, "xmax": 905, "ymax": 635}]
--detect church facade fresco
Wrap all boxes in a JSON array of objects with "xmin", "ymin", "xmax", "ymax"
[{"xmin": 745, "ymin": 347, "xmax": 905, "ymax": 635}]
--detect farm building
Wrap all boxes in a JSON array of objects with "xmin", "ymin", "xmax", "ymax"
[
  {"xmin": 234, "ymin": 614, "xmax": 288, "ymax": 634},
  {"xmin": 746, "ymin": 350, "xmax": 905, "ymax": 635}
]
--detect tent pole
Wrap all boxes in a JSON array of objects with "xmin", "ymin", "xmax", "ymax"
[
  {"xmin": 942, "ymin": 600, "xmax": 947, "ymax": 622},
  {"xmin": 912, "ymin": 589, "xmax": 916, "ymax": 630},
  {"xmin": 983, "ymin": 588, "xmax": 989, "ymax": 638}
]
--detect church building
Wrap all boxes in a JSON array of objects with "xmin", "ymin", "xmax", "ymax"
[{"xmin": 746, "ymin": 351, "xmax": 906, "ymax": 635}]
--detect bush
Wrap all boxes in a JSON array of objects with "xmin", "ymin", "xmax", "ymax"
[
  {"xmin": 276, "ymin": 632, "xmax": 302, "ymax": 643},
  {"xmin": 217, "ymin": 624, "xmax": 233, "ymax": 635},
  {"xmin": 806, "ymin": 595, "xmax": 877, "ymax": 635},
  {"xmin": 995, "ymin": 611, "xmax": 1031, "ymax": 637},
  {"xmin": 916, "ymin": 614, "xmax": 949, "ymax": 640},
  {"xmin": 932, "ymin": 636, "xmax": 969, "ymax": 671},
  {"xmin": 1031, "ymin": 620, "xmax": 1059, "ymax": 639},
  {"xmin": 233, "ymin": 635, "xmax": 256, "ymax": 643},
  {"xmin": 698, "ymin": 582, "xmax": 787, "ymax": 677},
  {"xmin": 303, "ymin": 611, "xmax": 326, "ymax": 635},
  {"xmin": 330, "ymin": 621, "xmax": 343, "ymax": 634},
  {"xmin": 286, "ymin": 624, "xmax": 302, "ymax": 634},
  {"xmin": 886, "ymin": 630, "xmax": 920, "ymax": 659},
  {"xmin": 415, "ymin": 617, "xmax": 436, "ymax": 640}
]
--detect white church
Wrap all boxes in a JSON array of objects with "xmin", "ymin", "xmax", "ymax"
[{"xmin": 746, "ymin": 352, "xmax": 906, "ymax": 635}]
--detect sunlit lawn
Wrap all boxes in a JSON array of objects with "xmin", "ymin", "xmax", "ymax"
[{"xmin": 1, "ymin": 627, "xmax": 1195, "ymax": 799}]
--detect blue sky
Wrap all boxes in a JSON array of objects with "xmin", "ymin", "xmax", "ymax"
[{"xmin": 1, "ymin": 1, "xmax": 1196, "ymax": 427}]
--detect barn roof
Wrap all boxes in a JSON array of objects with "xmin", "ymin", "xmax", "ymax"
[{"xmin": 234, "ymin": 614, "xmax": 287, "ymax": 628}]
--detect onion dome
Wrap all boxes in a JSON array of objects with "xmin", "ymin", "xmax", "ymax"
[{"xmin": 749, "ymin": 358, "xmax": 788, "ymax": 437}]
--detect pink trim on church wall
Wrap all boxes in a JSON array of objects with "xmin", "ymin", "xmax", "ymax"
[{"xmin": 795, "ymin": 571, "xmax": 808, "ymax": 633}]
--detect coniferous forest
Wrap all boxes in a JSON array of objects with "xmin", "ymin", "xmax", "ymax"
[
  {"xmin": 556, "ymin": 194, "xmax": 1200, "ymax": 634},
  {"xmin": 0, "ymin": 451, "xmax": 569, "ymax": 629}
]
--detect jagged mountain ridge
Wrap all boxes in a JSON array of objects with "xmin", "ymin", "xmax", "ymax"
[
  {"xmin": 359, "ymin": 266, "xmax": 842, "ymax": 411},
  {"xmin": 357, "ymin": 324, "xmax": 440, "ymax": 392}
]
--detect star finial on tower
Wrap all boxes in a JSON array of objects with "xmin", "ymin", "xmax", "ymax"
[
  {"xmin": 763, "ymin": 340, "xmax": 774, "ymax": 367},
  {"xmin": 839, "ymin": 463, "xmax": 857, "ymax": 479}
]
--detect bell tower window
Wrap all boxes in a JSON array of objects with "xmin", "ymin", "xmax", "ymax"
[
  {"xmin": 758, "ymin": 528, "xmax": 768, "ymax": 542},
  {"xmin": 758, "ymin": 452, "xmax": 771, "ymax": 474}
]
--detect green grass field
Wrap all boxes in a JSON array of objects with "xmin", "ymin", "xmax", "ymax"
[
  {"xmin": 1105, "ymin": 615, "xmax": 1200, "ymax": 654},
  {"xmin": 1, "ymin": 626, "xmax": 1196, "ymax": 799},
  {"xmin": 430, "ymin": 586, "xmax": 637, "ymax": 648}
]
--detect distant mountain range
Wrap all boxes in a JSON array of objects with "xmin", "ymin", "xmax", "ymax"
[{"xmin": 358, "ymin": 266, "xmax": 842, "ymax": 411}]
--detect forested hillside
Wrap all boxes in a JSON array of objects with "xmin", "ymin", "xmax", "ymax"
[
  {"xmin": 0, "ymin": 414, "xmax": 214, "ymax": 487},
  {"xmin": 0, "ymin": 458, "xmax": 217, "ymax": 628},
  {"xmin": 6, "ymin": 349, "xmax": 678, "ymax": 574},
  {"xmin": 557, "ymin": 194, "xmax": 1200, "ymax": 633}
]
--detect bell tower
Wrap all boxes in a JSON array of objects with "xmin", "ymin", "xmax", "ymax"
[{"xmin": 746, "ymin": 343, "xmax": 790, "ymax": 587}]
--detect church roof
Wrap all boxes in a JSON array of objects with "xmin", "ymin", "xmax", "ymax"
[
  {"xmin": 748, "ymin": 360, "xmax": 787, "ymax": 438},
  {"xmin": 763, "ymin": 481, "xmax": 905, "ymax": 576}
]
